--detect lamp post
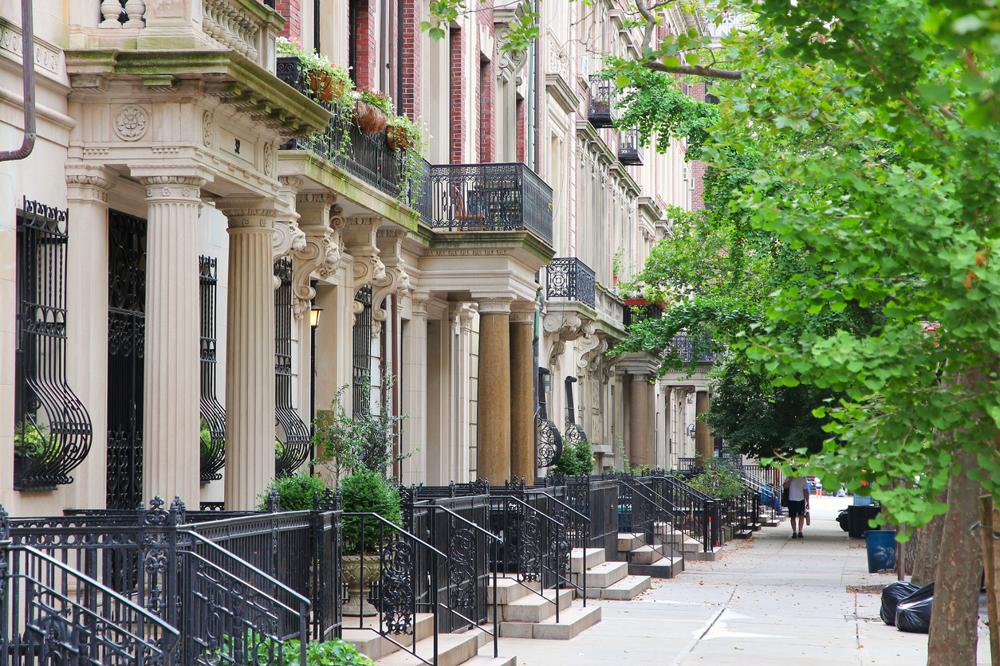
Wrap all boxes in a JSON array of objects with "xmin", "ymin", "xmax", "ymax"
[{"xmin": 309, "ymin": 305, "xmax": 323, "ymax": 474}]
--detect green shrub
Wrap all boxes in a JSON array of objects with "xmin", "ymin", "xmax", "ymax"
[
  {"xmin": 340, "ymin": 469, "xmax": 402, "ymax": 553},
  {"xmin": 282, "ymin": 638, "xmax": 374, "ymax": 666},
  {"xmin": 258, "ymin": 472, "xmax": 328, "ymax": 511},
  {"xmin": 553, "ymin": 438, "xmax": 594, "ymax": 476},
  {"xmin": 14, "ymin": 421, "xmax": 46, "ymax": 458},
  {"xmin": 686, "ymin": 461, "xmax": 746, "ymax": 499}
]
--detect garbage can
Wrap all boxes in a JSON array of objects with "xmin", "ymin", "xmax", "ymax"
[
  {"xmin": 848, "ymin": 504, "xmax": 881, "ymax": 538},
  {"xmin": 865, "ymin": 529, "xmax": 897, "ymax": 573}
]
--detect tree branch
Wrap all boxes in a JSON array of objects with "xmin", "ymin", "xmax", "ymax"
[{"xmin": 645, "ymin": 60, "xmax": 743, "ymax": 80}]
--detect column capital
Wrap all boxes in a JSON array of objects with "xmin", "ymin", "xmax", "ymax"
[
  {"xmin": 510, "ymin": 300, "xmax": 536, "ymax": 324},
  {"xmin": 219, "ymin": 199, "xmax": 280, "ymax": 230},
  {"xmin": 140, "ymin": 175, "xmax": 208, "ymax": 202},
  {"xmin": 66, "ymin": 165, "xmax": 113, "ymax": 204},
  {"xmin": 409, "ymin": 291, "xmax": 431, "ymax": 318},
  {"xmin": 477, "ymin": 296, "xmax": 513, "ymax": 315}
]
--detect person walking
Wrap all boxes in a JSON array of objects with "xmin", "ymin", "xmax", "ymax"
[{"xmin": 784, "ymin": 475, "xmax": 810, "ymax": 539}]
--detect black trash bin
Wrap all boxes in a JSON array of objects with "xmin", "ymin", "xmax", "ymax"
[{"xmin": 847, "ymin": 504, "xmax": 881, "ymax": 538}]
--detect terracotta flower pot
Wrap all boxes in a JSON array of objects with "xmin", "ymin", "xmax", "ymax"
[
  {"xmin": 385, "ymin": 125, "xmax": 414, "ymax": 152},
  {"xmin": 309, "ymin": 70, "xmax": 335, "ymax": 102},
  {"xmin": 355, "ymin": 100, "xmax": 388, "ymax": 134},
  {"xmin": 342, "ymin": 554, "xmax": 382, "ymax": 616}
]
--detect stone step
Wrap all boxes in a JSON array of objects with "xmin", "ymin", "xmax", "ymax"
[
  {"xmin": 501, "ymin": 588, "xmax": 574, "ymax": 623},
  {"xmin": 571, "ymin": 560, "xmax": 628, "ymax": 589},
  {"xmin": 570, "ymin": 547, "xmax": 606, "ymax": 573},
  {"xmin": 487, "ymin": 577, "xmax": 540, "ymax": 605},
  {"xmin": 685, "ymin": 549, "xmax": 719, "ymax": 562},
  {"xmin": 376, "ymin": 629, "xmax": 487, "ymax": 666},
  {"xmin": 616, "ymin": 532, "xmax": 645, "ymax": 552},
  {"xmin": 628, "ymin": 555, "xmax": 685, "ymax": 579},
  {"xmin": 345, "ymin": 613, "xmax": 435, "ymax": 660},
  {"xmin": 501, "ymin": 603, "xmax": 602, "ymax": 640},
  {"xmin": 628, "ymin": 544, "xmax": 664, "ymax": 565},
  {"xmin": 467, "ymin": 654, "xmax": 517, "ymax": 666},
  {"xmin": 598, "ymin": 574, "xmax": 652, "ymax": 601}
]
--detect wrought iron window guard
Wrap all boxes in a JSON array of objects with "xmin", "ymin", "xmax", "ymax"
[
  {"xmin": 421, "ymin": 162, "xmax": 554, "ymax": 245},
  {"xmin": 618, "ymin": 129, "xmax": 643, "ymax": 166},
  {"xmin": 563, "ymin": 376, "xmax": 589, "ymax": 448},
  {"xmin": 13, "ymin": 197, "xmax": 93, "ymax": 490},
  {"xmin": 545, "ymin": 257, "xmax": 596, "ymax": 309},
  {"xmin": 274, "ymin": 258, "xmax": 310, "ymax": 477},
  {"xmin": 199, "ymin": 255, "xmax": 226, "ymax": 483},
  {"xmin": 276, "ymin": 56, "xmax": 409, "ymax": 203},
  {"xmin": 587, "ymin": 75, "xmax": 615, "ymax": 129},
  {"xmin": 535, "ymin": 368, "xmax": 562, "ymax": 468},
  {"xmin": 352, "ymin": 285, "xmax": 374, "ymax": 417}
]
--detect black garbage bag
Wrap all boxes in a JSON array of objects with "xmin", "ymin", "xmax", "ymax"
[
  {"xmin": 895, "ymin": 583, "xmax": 934, "ymax": 633},
  {"xmin": 837, "ymin": 509, "xmax": 850, "ymax": 533},
  {"xmin": 880, "ymin": 581, "xmax": 920, "ymax": 625}
]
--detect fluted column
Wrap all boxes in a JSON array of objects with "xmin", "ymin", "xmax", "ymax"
[
  {"xmin": 401, "ymin": 293, "xmax": 429, "ymax": 485},
  {"xmin": 695, "ymin": 390, "xmax": 713, "ymax": 462},
  {"xmin": 476, "ymin": 297, "xmax": 512, "ymax": 484},
  {"xmin": 222, "ymin": 203, "xmax": 279, "ymax": 509},
  {"xmin": 509, "ymin": 301, "xmax": 536, "ymax": 483},
  {"xmin": 140, "ymin": 176, "xmax": 206, "ymax": 505}
]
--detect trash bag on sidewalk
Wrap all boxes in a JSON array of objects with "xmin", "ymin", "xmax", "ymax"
[
  {"xmin": 837, "ymin": 509, "xmax": 850, "ymax": 532},
  {"xmin": 895, "ymin": 583, "xmax": 934, "ymax": 633},
  {"xmin": 880, "ymin": 581, "xmax": 920, "ymax": 625}
]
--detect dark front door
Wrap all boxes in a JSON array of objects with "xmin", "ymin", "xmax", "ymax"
[{"xmin": 106, "ymin": 210, "xmax": 147, "ymax": 510}]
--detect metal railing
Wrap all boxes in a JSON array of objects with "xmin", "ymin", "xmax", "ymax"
[
  {"xmin": 1, "ymin": 541, "xmax": 179, "ymax": 665},
  {"xmin": 618, "ymin": 130, "xmax": 643, "ymax": 166},
  {"xmin": 644, "ymin": 474, "xmax": 718, "ymax": 551},
  {"xmin": 587, "ymin": 75, "xmax": 614, "ymax": 128},
  {"xmin": 546, "ymin": 257, "xmax": 597, "ymax": 309},
  {"xmin": 421, "ymin": 163, "xmax": 554, "ymax": 245},
  {"xmin": 615, "ymin": 476, "xmax": 681, "ymax": 563},
  {"xmin": 277, "ymin": 56, "xmax": 407, "ymax": 200},
  {"xmin": 410, "ymin": 497, "xmax": 500, "ymax": 658}
]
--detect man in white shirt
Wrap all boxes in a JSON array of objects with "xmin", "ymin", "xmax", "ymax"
[{"xmin": 784, "ymin": 475, "xmax": 810, "ymax": 539}]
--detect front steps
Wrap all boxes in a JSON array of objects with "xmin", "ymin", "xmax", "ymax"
[
  {"xmin": 345, "ymin": 613, "xmax": 514, "ymax": 666},
  {"xmin": 571, "ymin": 547, "xmax": 652, "ymax": 600},
  {"xmin": 618, "ymin": 532, "xmax": 685, "ymax": 578},
  {"xmin": 488, "ymin": 577, "xmax": 602, "ymax": 640}
]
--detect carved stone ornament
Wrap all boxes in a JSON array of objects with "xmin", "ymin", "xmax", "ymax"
[
  {"xmin": 272, "ymin": 220, "xmax": 307, "ymax": 260},
  {"xmin": 371, "ymin": 265, "xmax": 412, "ymax": 337},
  {"xmin": 202, "ymin": 111, "xmax": 214, "ymax": 147},
  {"xmin": 262, "ymin": 142, "xmax": 274, "ymax": 176},
  {"xmin": 577, "ymin": 331, "xmax": 610, "ymax": 375},
  {"xmin": 290, "ymin": 229, "xmax": 341, "ymax": 319},
  {"xmin": 352, "ymin": 254, "xmax": 386, "ymax": 289},
  {"xmin": 114, "ymin": 105, "xmax": 149, "ymax": 142}
]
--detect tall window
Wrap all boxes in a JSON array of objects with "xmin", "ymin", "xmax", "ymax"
[
  {"xmin": 14, "ymin": 197, "xmax": 92, "ymax": 490},
  {"xmin": 274, "ymin": 258, "xmax": 310, "ymax": 476}
]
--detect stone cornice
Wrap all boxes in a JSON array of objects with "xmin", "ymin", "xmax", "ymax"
[
  {"xmin": 638, "ymin": 195, "xmax": 663, "ymax": 222},
  {"xmin": 64, "ymin": 49, "xmax": 330, "ymax": 139},
  {"xmin": 422, "ymin": 229, "xmax": 555, "ymax": 268},
  {"xmin": 545, "ymin": 73, "xmax": 581, "ymax": 115},
  {"xmin": 575, "ymin": 121, "xmax": 616, "ymax": 166}
]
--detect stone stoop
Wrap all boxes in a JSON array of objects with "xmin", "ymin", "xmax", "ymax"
[
  {"xmin": 491, "ymin": 577, "xmax": 602, "ymax": 640},
  {"xmin": 346, "ymin": 613, "xmax": 515, "ymax": 666},
  {"xmin": 570, "ymin": 547, "xmax": 652, "ymax": 601},
  {"xmin": 618, "ymin": 531, "xmax": 686, "ymax": 579}
]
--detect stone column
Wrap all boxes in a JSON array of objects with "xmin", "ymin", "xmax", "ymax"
[
  {"xmin": 139, "ymin": 175, "xmax": 206, "ymax": 506},
  {"xmin": 628, "ymin": 374, "xmax": 655, "ymax": 469},
  {"xmin": 695, "ymin": 389, "xmax": 713, "ymax": 462},
  {"xmin": 476, "ymin": 297, "xmax": 512, "ymax": 484},
  {"xmin": 509, "ymin": 301, "xmax": 536, "ymax": 483},
  {"xmin": 401, "ymin": 293, "xmax": 429, "ymax": 485},
  {"xmin": 221, "ymin": 202, "xmax": 279, "ymax": 509},
  {"xmin": 66, "ymin": 168, "xmax": 112, "ymax": 509}
]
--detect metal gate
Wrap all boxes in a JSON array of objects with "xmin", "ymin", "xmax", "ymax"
[
  {"xmin": 106, "ymin": 210, "xmax": 147, "ymax": 510},
  {"xmin": 352, "ymin": 284, "xmax": 373, "ymax": 417}
]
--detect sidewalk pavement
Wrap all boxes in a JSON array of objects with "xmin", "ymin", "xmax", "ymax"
[{"xmin": 492, "ymin": 495, "xmax": 992, "ymax": 665}]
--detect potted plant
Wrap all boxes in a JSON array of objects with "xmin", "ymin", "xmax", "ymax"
[
  {"xmin": 354, "ymin": 90, "xmax": 392, "ymax": 134},
  {"xmin": 340, "ymin": 468, "xmax": 402, "ymax": 615},
  {"xmin": 385, "ymin": 114, "xmax": 420, "ymax": 152},
  {"xmin": 276, "ymin": 38, "xmax": 353, "ymax": 104},
  {"xmin": 258, "ymin": 472, "xmax": 328, "ymax": 512},
  {"xmin": 611, "ymin": 250, "xmax": 624, "ymax": 289}
]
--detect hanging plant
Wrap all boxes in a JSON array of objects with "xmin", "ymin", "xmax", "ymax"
[
  {"xmin": 385, "ymin": 115, "xmax": 425, "ymax": 206},
  {"xmin": 354, "ymin": 90, "xmax": 392, "ymax": 134}
]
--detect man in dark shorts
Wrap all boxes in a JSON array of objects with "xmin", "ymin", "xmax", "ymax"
[{"xmin": 784, "ymin": 475, "xmax": 810, "ymax": 538}]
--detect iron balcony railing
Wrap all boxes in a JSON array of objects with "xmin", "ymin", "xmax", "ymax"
[
  {"xmin": 622, "ymin": 301, "xmax": 662, "ymax": 328},
  {"xmin": 420, "ymin": 162, "xmax": 554, "ymax": 245},
  {"xmin": 277, "ymin": 56, "xmax": 407, "ymax": 201},
  {"xmin": 587, "ymin": 75, "xmax": 615, "ymax": 128},
  {"xmin": 546, "ymin": 257, "xmax": 597, "ymax": 309},
  {"xmin": 618, "ymin": 130, "xmax": 643, "ymax": 166}
]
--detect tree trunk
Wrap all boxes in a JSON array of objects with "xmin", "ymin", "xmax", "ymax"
[
  {"xmin": 927, "ymin": 449, "xmax": 982, "ymax": 666},
  {"xmin": 978, "ymin": 496, "xmax": 1000, "ymax": 666},
  {"xmin": 912, "ymin": 507, "xmax": 946, "ymax": 585}
]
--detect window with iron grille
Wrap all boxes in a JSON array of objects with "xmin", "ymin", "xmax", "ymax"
[
  {"xmin": 199, "ymin": 256, "xmax": 226, "ymax": 483},
  {"xmin": 274, "ymin": 258, "xmax": 310, "ymax": 476},
  {"xmin": 14, "ymin": 197, "xmax": 93, "ymax": 490},
  {"xmin": 352, "ymin": 285, "xmax": 373, "ymax": 417}
]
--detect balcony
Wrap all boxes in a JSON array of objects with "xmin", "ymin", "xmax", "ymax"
[
  {"xmin": 420, "ymin": 163, "xmax": 553, "ymax": 245},
  {"xmin": 277, "ymin": 57, "xmax": 407, "ymax": 200},
  {"xmin": 622, "ymin": 300, "xmax": 662, "ymax": 327},
  {"xmin": 587, "ymin": 75, "xmax": 615, "ymax": 128},
  {"xmin": 618, "ymin": 130, "xmax": 643, "ymax": 166},
  {"xmin": 546, "ymin": 257, "xmax": 597, "ymax": 309},
  {"xmin": 670, "ymin": 334, "xmax": 716, "ymax": 363}
]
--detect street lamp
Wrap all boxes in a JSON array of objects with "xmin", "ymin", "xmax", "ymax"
[{"xmin": 309, "ymin": 305, "xmax": 323, "ymax": 474}]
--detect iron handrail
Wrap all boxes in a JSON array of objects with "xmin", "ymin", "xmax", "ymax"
[
  {"xmin": 534, "ymin": 491, "xmax": 590, "ymax": 524},
  {"xmin": 417, "ymin": 502, "xmax": 501, "ymax": 659},
  {"xmin": 343, "ymin": 511, "xmax": 448, "ymax": 558},
  {"xmin": 182, "ymin": 549, "xmax": 303, "ymax": 619},
  {"xmin": 9, "ymin": 543, "xmax": 181, "ymax": 639},
  {"xmin": 618, "ymin": 476, "xmax": 681, "ymax": 556},
  {"xmin": 534, "ymin": 491, "xmax": 589, "ymax": 609},
  {"xmin": 183, "ymin": 530, "xmax": 313, "ymax": 607}
]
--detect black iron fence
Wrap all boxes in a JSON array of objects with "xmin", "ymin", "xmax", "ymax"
[
  {"xmin": 545, "ymin": 257, "xmax": 597, "ymax": 309},
  {"xmin": 587, "ymin": 75, "xmax": 614, "ymax": 128},
  {"xmin": 618, "ymin": 130, "xmax": 642, "ymax": 166},
  {"xmin": 421, "ymin": 163, "xmax": 554, "ymax": 244}
]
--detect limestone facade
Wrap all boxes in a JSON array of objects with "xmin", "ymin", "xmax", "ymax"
[{"xmin": 0, "ymin": 0, "xmax": 709, "ymax": 514}]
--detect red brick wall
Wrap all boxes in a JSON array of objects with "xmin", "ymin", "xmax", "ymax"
[
  {"xmin": 476, "ymin": 8, "xmax": 496, "ymax": 163},
  {"xmin": 688, "ymin": 81, "xmax": 707, "ymax": 210},
  {"xmin": 449, "ymin": 28, "xmax": 464, "ymax": 163},
  {"xmin": 399, "ymin": 0, "xmax": 421, "ymax": 119},
  {"xmin": 273, "ymin": 0, "xmax": 300, "ymax": 42},
  {"xmin": 353, "ymin": 0, "xmax": 377, "ymax": 90},
  {"xmin": 515, "ymin": 97, "xmax": 526, "ymax": 164}
]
